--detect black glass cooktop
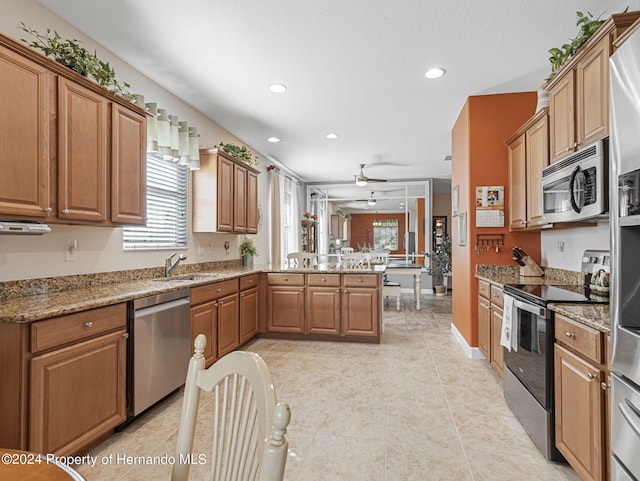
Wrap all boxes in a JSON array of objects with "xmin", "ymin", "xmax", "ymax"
[{"xmin": 503, "ymin": 283, "xmax": 609, "ymax": 307}]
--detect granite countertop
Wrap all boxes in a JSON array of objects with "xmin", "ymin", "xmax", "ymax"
[
  {"xmin": 0, "ymin": 263, "xmax": 383, "ymax": 324},
  {"xmin": 475, "ymin": 264, "xmax": 609, "ymax": 333},
  {"xmin": 548, "ymin": 304, "xmax": 610, "ymax": 333}
]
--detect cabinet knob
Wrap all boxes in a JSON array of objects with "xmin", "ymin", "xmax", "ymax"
[
  {"xmin": 217, "ymin": 288, "xmax": 221, "ymax": 292},
  {"xmin": 344, "ymin": 289, "xmax": 348, "ymax": 294},
  {"xmin": 62, "ymin": 209, "xmax": 70, "ymax": 214},
  {"xmin": 249, "ymin": 279, "xmax": 253, "ymax": 284},
  {"xmin": 336, "ymin": 289, "xmax": 340, "ymax": 293},
  {"xmin": 358, "ymin": 278, "xmax": 363, "ymax": 283},
  {"xmin": 284, "ymin": 277, "xmax": 288, "ymax": 281},
  {"xmin": 587, "ymin": 372, "xmax": 596, "ymax": 380},
  {"xmin": 299, "ymin": 288, "xmax": 304, "ymax": 292},
  {"xmin": 44, "ymin": 207, "xmax": 52, "ymax": 213},
  {"xmin": 219, "ymin": 300, "xmax": 224, "ymax": 305},
  {"xmin": 321, "ymin": 278, "xmax": 326, "ymax": 282},
  {"xmin": 123, "ymin": 333, "xmax": 130, "ymax": 339},
  {"xmin": 85, "ymin": 322, "xmax": 93, "ymax": 328},
  {"xmin": 573, "ymin": 142, "xmax": 579, "ymax": 149},
  {"xmin": 240, "ymin": 293, "xmax": 244, "ymax": 297},
  {"xmin": 565, "ymin": 332, "xmax": 575, "ymax": 338},
  {"xmin": 601, "ymin": 382, "xmax": 609, "ymax": 391},
  {"xmin": 565, "ymin": 146, "xmax": 572, "ymax": 152}
]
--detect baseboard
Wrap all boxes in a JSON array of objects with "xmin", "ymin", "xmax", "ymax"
[{"xmin": 450, "ymin": 323, "xmax": 486, "ymax": 360}]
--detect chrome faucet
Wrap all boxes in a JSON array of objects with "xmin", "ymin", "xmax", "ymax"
[{"xmin": 165, "ymin": 253, "xmax": 187, "ymax": 277}]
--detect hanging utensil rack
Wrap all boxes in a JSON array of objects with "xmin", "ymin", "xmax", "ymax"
[{"xmin": 475, "ymin": 234, "xmax": 504, "ymax": 255}]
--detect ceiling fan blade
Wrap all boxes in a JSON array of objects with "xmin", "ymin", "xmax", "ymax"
[{"xmin": 366, "ymin": 178, "xmax": 388, "ymax": 182}]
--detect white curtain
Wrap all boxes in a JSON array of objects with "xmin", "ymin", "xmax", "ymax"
[
  {"xmin": 269, "ymin": 168, "xmax": 281, "ymax": 267},
  {"xmin": 291, "ymin": 179, "xmax": 301, "ymax": 252}
]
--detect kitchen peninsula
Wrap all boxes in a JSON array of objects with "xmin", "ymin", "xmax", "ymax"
[{"xmin": 0, "ymin": 261, "xmax": 382, "ymax": 457}]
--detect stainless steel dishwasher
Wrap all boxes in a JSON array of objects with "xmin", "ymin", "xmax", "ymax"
[{"xmin": 128, "ymin": 287, "xmax": 191, "ymax": 417}]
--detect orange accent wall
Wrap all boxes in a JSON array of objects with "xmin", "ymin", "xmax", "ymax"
[
  {"xmin": 350, "ymin": 213, "xmax": 407, "ymax": 253},
  {"xmin": 451, "ymin": 92, "xmax": 541, "ymax": 348}
]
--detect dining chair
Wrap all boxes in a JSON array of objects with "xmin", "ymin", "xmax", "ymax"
[
  {"xmin": 339, "ymin": 246, "xmax": 354, "ymax": 254},
  {"xmin": 172, "ymin": 335, "xmax": 291, "ymax": 481},
  {"xmin": 342, "ymin": 252, "xmax": 371, "ymax": 269},
  {"xmin": 369, "ymin": 251, "xmax": 390, "ymax": 265},
  {"xmin": 286, "ymin": 252, "xmax": 318, "ymax": 268}
]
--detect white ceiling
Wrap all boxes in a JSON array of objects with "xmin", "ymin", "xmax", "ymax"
[{"xmin": 39, "ymin": 0, "xmax": 617, "ymax": 190}]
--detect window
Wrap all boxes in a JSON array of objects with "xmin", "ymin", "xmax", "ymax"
[
  {"xmin": 123, "ymin": 153, "xmax": 188, "ymax": 250},
  {"xmin": 282, "ymin": 190, "xmax": 292, "ymax": 258},
  {"xmin": 373, "ymin": 219, "xmax": 398, "ymax": 250}
]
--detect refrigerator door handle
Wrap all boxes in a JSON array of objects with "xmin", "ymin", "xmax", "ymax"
[{"xmin": 619, "ymin": 399, "xmax": 640, "ymax": 438}]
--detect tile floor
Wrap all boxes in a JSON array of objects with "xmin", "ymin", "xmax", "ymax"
[{"xmin": 76, "ymin": 293, "xmax": 581, "ymax": 481}]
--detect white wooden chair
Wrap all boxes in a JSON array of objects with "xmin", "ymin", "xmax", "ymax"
[
  {"xmin": 382, "ymin": 273, "xmax": 401, "ymax": 311},
  {"xmin": 342, "ymin": 252, "xmax": 371, "ymax": 269},
  {"xmin": 369, "ymin": 251, "xmax": 390, "ymax": 265},
  {"xmin": 172, "ymin": 335, "xmax": 291, "ymax": 481},
  {"xmin": 340, "ymin": 246, "xmax": 354, "ymax": 254},
  {"xmin": 286, "ymin": 252, "xmax": 317, "ymax": 268}
]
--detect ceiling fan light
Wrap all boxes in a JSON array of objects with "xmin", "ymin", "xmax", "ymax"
[{"xmin": 355, "ymin": 177, "xmax": 368, "ymax": 187}]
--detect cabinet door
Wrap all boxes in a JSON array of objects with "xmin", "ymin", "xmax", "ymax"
[
  {"xmin": 190, "ymin": 301, "xmax": 217, "ymax": 367},
  {"xmin": 341, "ymin": 287, "xmax": 379, "ymax": 337},
  {"xmin": 508, "ymin": 134, "xmax": 527, "ymax": 230},
  {"xmin": 576, "ymin": 36, "xmax": 609, "ymax": 148},
  {"xmin": 0, "ymin": 46, "xmax": 51, "ymax": 219},
  {"xmin": 555, "ymin": 344, "xmax": 604, "ymax": 481},
  {"xmin": 234, "ymin": 164, "xmax": 247, "ymax": 233},
  {"xmin": 477, "ymin": 296, "xmax": 491, "ymax": 360},
  {"xmin": 549, "ymin": 72, "xmax": 576, "ymax": 163},
  {"xmin": 111, "ymin": 103, "xmax": 146, "ymax": 225},
  {"xmin": 490, "ymin": 306, "xmax": 504, "ymax": 377},
  {"xmin": 246, "ymin": 170, "xmax": 259, "ymax": 234},
  {"xmin": 307, "ymin": 287, "xmax": 341, "ymax": 335},
  {"xmin": 526, "ymin": 113, "xmax": 549, "ymax": 227},
  {"xmin": 30, "ymin": 329, "xmax": 126, "ymax": 455},
  {"xmin": 216, "ymin": 156, "xmax": 234, "ymax": 232},
  {"xmin": 267, "ymin": 286, "xmax": 305, "ymax": 333},
  {"xmin": 58, "ymin": 77, "xmax": 108, "ymax": 222},
  {"xmin": 239, "ymin": 287, "xmax": 259, "ymax": 344},
  {"xmin": 217, "ymin": 293, "xmax": 239, "ymax": 358}
]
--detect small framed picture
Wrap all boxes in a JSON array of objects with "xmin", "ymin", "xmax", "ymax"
[
  {"xmin": 452, "ymin": 185, "xmax": 459, "ymax": 217},
  {"xmin": 458, "ymin": 212, "xmax": 467, "ymax": 246}
]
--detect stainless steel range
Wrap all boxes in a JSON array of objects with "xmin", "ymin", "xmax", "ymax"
[{"xmin": 502, "ymin": 253, "xmax": 609, "ymax": 462}]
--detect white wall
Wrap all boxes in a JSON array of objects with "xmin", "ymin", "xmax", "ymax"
[
  {"xmin": 540, "ymin": 221, "xmax": 610, "ymax": 271},
  {"xmin": 0, "ymin": 0, "xmax": 274, "ymax": 281}
]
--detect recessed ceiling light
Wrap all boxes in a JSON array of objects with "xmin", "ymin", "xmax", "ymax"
[
  {"xmin": 424, "ymin": 67, "xmax": 446, "ymax": 79},
  {"xmin": 268, "ymin": 83, "xmax": 287, "ymax": 93},
  {"xmin": 267, "ymin": 137, "xmax": 281, "ymax": 143},
  {"xmin": 325, "ymin": 133, "xmax": 339, "ymax": 139}
]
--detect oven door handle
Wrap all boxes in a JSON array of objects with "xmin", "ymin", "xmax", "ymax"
[{"xmin": 512, "ymin": 298, "xmax": 547, "ymax": 318}]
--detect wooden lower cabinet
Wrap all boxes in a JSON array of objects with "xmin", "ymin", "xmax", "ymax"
[
  {"xmin": 239, "ymin": 286, "xmax": 259, "ymax": 343},
  {"xmin": 477, "ymin": 296, "xmax": 491, "ymax": 360},
  {"xmin": 477, "ymin": 279, "xmax": 504, "ymax": 376},
  {"xmin": 190, "ymin": 301, "xmax": 217, "ymax": 367},
  {"xmin": 267, "ymin": 286, "xmax": 305, "ymax": 333},
  {"xmin": 28, "ymin": 313, "xmax": 127, "ymax": 456},
  {"xmin": 341, "ymin": 287, "xmax": 379, "ymax": 337},
  {"xmin": 555, "ymin": 343, "xmax": 604, "ymax": 481},
  {"xmin": 217, "ymin": 293, "xmax": 239, "ymax": 358},
  {"xmin": 307, "ymin": 286, "xmax": 341, "ymax": 335},
  {"xmin": 490, "ymin": 306, "xmax": 504, "ymax": 376}
]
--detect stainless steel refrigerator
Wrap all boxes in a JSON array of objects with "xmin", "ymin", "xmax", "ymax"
[{"xmin": 610, "ymin": 22, "xmax": 640, "ymax": 481}]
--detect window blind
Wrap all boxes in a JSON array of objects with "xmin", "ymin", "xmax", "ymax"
[{"xmin": 123, "ymin": 153, "xmax": 188, "ymax": 250}]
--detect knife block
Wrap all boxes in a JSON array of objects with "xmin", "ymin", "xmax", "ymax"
[{"xmin": 520, "ymin": 256, "xmax": 544, "ymax": 277}]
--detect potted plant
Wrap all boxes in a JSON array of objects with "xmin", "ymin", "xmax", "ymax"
[
  {"xmin": 217, "ymin": 142, "xmax": 259, "ymax": 167},
  {"xmin": 18, "ymin": 22, "xmax": 135, "ymax": 101},
  {"xmin": 425, "ymin": 234, "xmax": 451, "ymax": 296},
  {"xmin": 239, "ymin": 237, "xmax": 258, "ymax": 267}
]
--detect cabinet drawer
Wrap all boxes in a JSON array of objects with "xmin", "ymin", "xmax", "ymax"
[
  {"xmin": 478, "ymin": 280, "xmax": 490, "ymax": 300},
  {"xmin": 267, "ymin": 273, "xmax": 305, "ymax": 286},
  {"xmin": 307, "ymin": 274, "xmax": 341, "ymax": 287},
  {"xmin": 239, "ymin": 274, "xmax": 259, "ymax": 291},
  {"xmin": 31, "ymin": 303, "xmax": 126, "ymax": 353},
  {"xmin": 343, "ymin": 274, "xmax": 379, "ymax": 288},
  {"xmin": 555, "ymin": 313, "xmax": 603, "ymax": 364},
  {"xmin": 490, "ymin": 285, "xmax": 504, "ymax": 308},
  {"xmin": 191, "ymin": 279, "xmax": 238, "ymax": 305}
]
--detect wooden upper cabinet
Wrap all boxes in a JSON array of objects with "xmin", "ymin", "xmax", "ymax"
[
  {"xmin": 111, "ymin": 103, "xmax": 146, "ymax": 224},
  {"xmin": 234, "ymin": 164, "xmax": 248, "ymax": 232},
  {"xmin": 217, "ymin": 155, "xmax": 234, "ymax": 232},
  {"xmin": 576, "ymin": 36, "xmax": 609, "ymax": 148},
  {"xmin": 525, "ymin": 112, "xmax": 549, "ymax": 227},
  {"xmin": 0, "ymin": 44, "xmax": 51, "ymax": 219},
  {"xmin": 549, "ymin": 73, "xmax": 575, "ymax": 163},
  {"xmin": 193, "ymin": 149, "xmax": 260, "ymax": 233},
  {"xmin": 547, "ymin": 12, "xmax": 640, "ymax": 163},
  {"xmin": 507, "ymin": 133, "xmax": 527, "ymax": 230},
  {"xmin": 246, "ymin": 170, "xmax": 259, "ymax": 234},
  {"xmin": 58, "ymin": 77, "xmax": 109, "ymax": 222}
]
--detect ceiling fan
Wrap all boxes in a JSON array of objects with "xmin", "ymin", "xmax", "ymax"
[
  {"xmin": 354, "ymin": 164, "xmax": 387, "ymax": 186},
  {"xmin": 355, "ymin": 192, "xmax": 377, "ymax": 205}
]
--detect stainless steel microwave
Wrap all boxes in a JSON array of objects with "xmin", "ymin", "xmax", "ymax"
[{"xmin": 541, "ymin": 139, "xmax": 608, "ymax": 223}]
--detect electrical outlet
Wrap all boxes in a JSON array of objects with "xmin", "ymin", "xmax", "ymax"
[
  {"xmin": 208, "ymin": 243, "xmax": 213, "ymax": 254},
  {"xmin": 557, "ymin": 241, "xmax": 565, "ymax": 253},
  {"xmin": 65, "ymin": 240, "xmax": 77, "ymax": 262}
]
